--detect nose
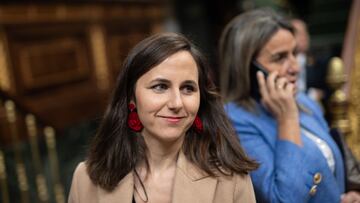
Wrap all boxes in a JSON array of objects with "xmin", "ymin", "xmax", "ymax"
[
  {"xmin": 288, "ymin": 53, "xmax": 300, "ymax": 74},
  {"xmin": 167, "ymin": 90, "xmax": 183, "ymax": 111}
]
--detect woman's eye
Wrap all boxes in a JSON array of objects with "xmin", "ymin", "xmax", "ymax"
[
  {"xmin": 181, "ymin": 85, "xmax": 196, "ymax": 94},
  {"xmin": 151, "ymin": 84, "xmax": 168, "ymax": 92},
  {"xmin": 273, "ymin": 55, "xmax": 285, "ymax": 63},
  {"xmin": 272, "ymin": 53, "xmax": 288, "ymax": 63},
  {"xmin": 293, "ymin": 49, "xmax": 299, "ymax": 57}
]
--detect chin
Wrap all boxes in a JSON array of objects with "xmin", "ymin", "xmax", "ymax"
[
  {"xmin": 155, "ymin": 128, "xmax": 187, "ymax": 142},
  {"xmin": 290, "ymin": 80, "xmax": 298, "ymax": 96}
]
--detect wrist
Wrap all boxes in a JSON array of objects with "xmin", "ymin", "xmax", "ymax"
[
  {"xmin": 276, "ymin": 112, "xmax": 299, "ymax": 123},
  {"xmin": 277, "ymin": 118, "xmax": 302, "ymax": 146}
]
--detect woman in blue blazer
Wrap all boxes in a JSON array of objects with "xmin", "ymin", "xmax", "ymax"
[{"xmin": 219, "ymin": 8, "xmax": 360, "ymax": 203}]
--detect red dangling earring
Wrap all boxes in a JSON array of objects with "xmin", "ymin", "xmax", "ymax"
[
  {"xmin": 127, "ymin": 103, "xmax": 143, "ymax": 132},
  {"xmin": 192, "ymin": 115, "xmax": 203, "ymax": 134}
]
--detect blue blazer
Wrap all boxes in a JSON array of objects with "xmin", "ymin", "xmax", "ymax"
[{"xmin": 225, "ymin": 93, "xmax": 345, "ymax": 203}]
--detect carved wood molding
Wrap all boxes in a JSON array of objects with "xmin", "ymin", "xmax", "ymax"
[
  {"xmin": 17, "ymin": 37, "xmax": 90, "ymax": 91},
  {"xmin": 0, "ymin": 3, "xmax": 164, "ymax": 24},
  {"xmin": 0, "ymin": 32, "xmax": 11, "ymax": 92},
  {"xmin": 90, "ymin": 24, "xmax": 110, "ymax": 91}
]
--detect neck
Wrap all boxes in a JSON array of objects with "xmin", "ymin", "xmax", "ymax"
[
  {"xmin": 147, "ymin": 147, "xmax": 180, "ymax": 172},
  {"xmin": 134, "ymin": 136, "xmax": 182, "ymax": 203},
  {"xmin": 138, "ymin": 133, "xmax": 184, "ymax": 174}
]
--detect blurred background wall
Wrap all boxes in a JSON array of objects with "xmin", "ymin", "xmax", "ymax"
[{"xmin": 0, "ymin": 0, "xmax": 354, "ymax": 202}]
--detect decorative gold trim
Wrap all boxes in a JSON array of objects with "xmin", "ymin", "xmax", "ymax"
[
  {"xmin": 90, "ymin": 24, "xmax": 110, "ymax": 91},
  {"xmin": 0, "ymin": 4, "xmax": 165, "ymax": 24}
]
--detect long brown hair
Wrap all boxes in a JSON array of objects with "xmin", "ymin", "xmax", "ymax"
[
  {"xmin": 219, "ymin": 8, "xmax": 294, "ymax": 110},
  {"xmin": 87, "ymin": 32, "xmax": 258, "ymax": 191}
]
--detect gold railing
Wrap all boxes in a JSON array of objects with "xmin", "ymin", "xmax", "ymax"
[{"xmin": 0, "ymin": 91, "xmax": 65, "ymax": 203}]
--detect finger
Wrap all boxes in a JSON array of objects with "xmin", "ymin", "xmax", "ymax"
[
  {"xmin": 275, "ymin": 77, "xmax": 287, "ymax": 91},
  {"xmin": 341, "ymin": 194, "xmax": 351, "ymax": 203},
  {"xmin": 266, "ymin": 71, "xmax": 279, "ymax": 94},
  {"xmin": 353, "ymin": 191, "xmax": 360, "ymax": 200},
  {"xmin": 273, "ymin": 78, "xmax": 288, "ymax": 110},
  {"xmin": 261, "ymin": 98, "xmax": 279, "ymax": 114},
  {"xmin": 284, "ymin": 81, "xmax": 296, "ymax": 96},
  {"xmin": 347, "ymin": 191, "xmax": 360, "ymax": 201},
  {"xmin": 257, "ymin": 71, "xmax": 269, "ymax": 100},
  {"xmin": 341, "ymin": 192, "xmax": 360, "ymax": 203},
  {"xmin": 258, "ymin": 71, "xmax": 282, "ymax": 114}
]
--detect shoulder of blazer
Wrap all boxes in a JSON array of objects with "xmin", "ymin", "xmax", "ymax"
[
  {"xmin": 68, "ymin": 162, "xmax": 98, "ymax": 203},
  {"xmin": 70, "ymin": 162, "xmax": 135, "ymax": 203},
  {"xmin": 73, "ymin": 162, "xmax": 92, "ymax": 184}
]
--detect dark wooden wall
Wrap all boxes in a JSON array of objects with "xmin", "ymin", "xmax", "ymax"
[{"xmin": 0, "ymin": 2, "xmax": 165, "ymax": 144}]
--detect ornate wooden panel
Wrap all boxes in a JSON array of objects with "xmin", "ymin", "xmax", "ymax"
[
  {"xmin": 7, "ymin": 24, "xmax": 92, "ymax": 93},
  {"xmin": 0, "ymin": 2, "xmax": 165, "ymax": 141}
]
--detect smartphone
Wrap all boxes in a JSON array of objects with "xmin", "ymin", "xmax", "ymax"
[{"xmin": 249, "ymin": 60, "xmax": 269, "ymax": 100}]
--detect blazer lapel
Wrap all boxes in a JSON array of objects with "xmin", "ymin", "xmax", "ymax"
[
  {"xmin": 299, "ymin": 111, "xmax": 342, "ymax": 160},
  {"xmin": 172, "ymin": 152, "xmax": 218, "ymax": 203},
  {"xmin": 98, "ymin": 172, "xmax": 134, "ymax": 203},
  {"xmin": 300, "ymin": 110, "xmax": 345, "ymax": 191}
]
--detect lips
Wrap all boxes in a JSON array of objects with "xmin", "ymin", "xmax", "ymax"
[
  {"xmin": 286, "ymin": 77, "xmax": 297, "ymax": 84},
  {"xmin": 289, "ymin": 80, "xmax": 297, "ymax": 85},
  {"xmin": 159, "ymin": 116, "xmax": 185, "ymax": 124}
]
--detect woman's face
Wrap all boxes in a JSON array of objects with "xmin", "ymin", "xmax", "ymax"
[
  {"xmin": 134, "ymin": 51, "xmax": 200, "ymax": 144},
  {"xmin": 256, "ymin": 28, "xmax": 300, "ymax": 91}
]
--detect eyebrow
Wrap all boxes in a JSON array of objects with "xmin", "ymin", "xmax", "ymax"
[
  {"xmin": 151, "ymin": 78, "xmax": 170, "ymax": 84},
  {"xmin": 270, "ymin": 51, "xmax": 287, "ymax": 58},
  {"xmin": 182, "ymin": 80, "xmax": 198, "ymax": 86},
  {"xmin": 150, "ymin": 78, "xmax": 198, "ymax": 86}
]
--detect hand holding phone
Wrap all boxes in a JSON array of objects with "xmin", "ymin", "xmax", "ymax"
[
  {"xmin": 250, "ymin": 60, "xmax": 269, "ymax": 100},
  {"xmin": 250, "ymin": 60, "xmax": 299, "ymax": 122}
]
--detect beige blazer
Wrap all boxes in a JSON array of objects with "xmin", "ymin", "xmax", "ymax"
[{"xmin": 68, "ymin": 153, "xmax": 256, "ymax": 203}]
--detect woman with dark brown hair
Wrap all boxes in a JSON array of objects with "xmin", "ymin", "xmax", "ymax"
[{"xmin": 68, "ymin": 32, "xmax": 258, "ymax": 203}]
